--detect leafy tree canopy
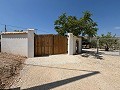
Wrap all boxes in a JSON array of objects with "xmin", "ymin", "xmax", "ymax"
[{"xmin": 54, "ymin": 11, "xmax": 98, "ymax": 36}]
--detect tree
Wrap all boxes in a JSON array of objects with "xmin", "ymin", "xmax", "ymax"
[
  {"xmin": 54, "ymin": 13, "xmax": 81, "ymax": 36},
  {"xmin": 80, "ymin": 11, "xmax": 98, "ymax": 44},
  {"xmin": 99, "ymin": 32, "xmax": 119, "ymax": 51},
  {"xmin": 80, "ymin": 11, "xmax": 98, "ymax": 37},
  {"xmin": 54, "ymin": 11, "xmax": 98, "ymax": 36}
]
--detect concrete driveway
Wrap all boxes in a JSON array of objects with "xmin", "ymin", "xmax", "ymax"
[{"xmin": 11, "ymin": 54, "xmax": 120, "ymax": 90}]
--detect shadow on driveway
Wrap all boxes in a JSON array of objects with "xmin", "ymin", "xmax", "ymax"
[{"xmin": 10, "ymin": 71, "xmax": 100, "ymax": 90}]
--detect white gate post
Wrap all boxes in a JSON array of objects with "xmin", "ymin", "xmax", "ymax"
[
  {"xmin": 68, "ymin": 33, "xmax": 74, "ymax": 55},
  {"xmin": 78, "ymin": 37, "xmax": 82, "ymax": 53},
  {"xmin": 27, "ymin": 29, "xmax": 34, "ymax": 58}
]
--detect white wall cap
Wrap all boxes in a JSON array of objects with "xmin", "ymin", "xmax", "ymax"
[{"xmin": 27, "ymin": 28, "xmax": 35, "ymax": 31}]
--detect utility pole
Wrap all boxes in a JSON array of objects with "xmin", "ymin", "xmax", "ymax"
[{"xmin": 5, "ymin": 25, "xmax": 7, "ymax": 32}]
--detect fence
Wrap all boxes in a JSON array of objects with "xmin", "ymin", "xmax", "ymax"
[{"xmin": 34, "ymin": 34, "xmax": 68, "ymax": 56}]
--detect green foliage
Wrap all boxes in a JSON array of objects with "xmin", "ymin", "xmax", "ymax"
[
  {"xmin": 80, "ymin": 11, "xmax": 98, "ymax": 37},
  {"xmin": 54, "ymin": 11, "xmax": 98, "ymax": 36},
  {"xmin": 90, "ymin": 39, "xmax": 97, "ymax": 48},
  {"xmin": 99, "ymin": 32, "xmax": 119, "ymax": 50},
  {"xmin": 54, "ymin": 13, "xmax": 81, "ymax": 36}
]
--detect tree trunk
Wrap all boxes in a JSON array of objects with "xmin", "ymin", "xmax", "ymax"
[{"xmin": 105, "ymin": 45, "xmax": 109, "ymax": 51}]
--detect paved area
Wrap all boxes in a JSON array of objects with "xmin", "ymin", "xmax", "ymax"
[
  {"xmin": 83, "ymin": 48, "xmax": 120, "ymax": 56},
  {"xmin": 11, "ymin": 54, "xmax": 120, "ymax": 90}
]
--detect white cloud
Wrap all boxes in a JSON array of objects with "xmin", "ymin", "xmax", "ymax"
[{"xmin": 114, "ymin": 27, "xmax": 120, "ymax": 30}]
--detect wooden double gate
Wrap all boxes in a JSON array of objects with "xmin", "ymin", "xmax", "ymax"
[{"xmin": 34, "ymin": 34, "xmax": 68, "ymax": 56}]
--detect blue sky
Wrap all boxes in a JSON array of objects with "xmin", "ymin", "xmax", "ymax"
[{"xmin": 0, "ymin": 0, "xmax": 120, "ymax": 36}]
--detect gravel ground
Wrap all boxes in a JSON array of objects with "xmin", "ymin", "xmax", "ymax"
[
  {"xmin": 11, "ymin": 54, "xmax": 120, "ymax": 90},
  {"xmin": 83, "ymin": 48, "xmax": 120, "ymax": 56},
  {"xmin": 0, "ymin": 53, "xmax": 26, "ymax": 89}
]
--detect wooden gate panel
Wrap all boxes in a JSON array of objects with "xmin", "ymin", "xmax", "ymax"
[
  {"xmin": 48, "ymin": 35, "xmax": 54, "ymax": 55},
  {"xmin": 53, "ymin": 35, "xmax": 58, "ymax": 54},
  {"xmin": 44, "ymin": 35, "xmax": 51, "ymax": 55},
  {"xmin": 34, "ymin": 34, "xmax": 68, "ymax": 56},
  {"xmin": 41, "ymin": 35, "xmax": 44, "ymax": 56},
  {"xmin": 53, "ymin": 35, "xmax": 67, "ymax": 54},
  {"xmin": 39, "ymin": 35, "xmax": 42, "ymax": 56}
]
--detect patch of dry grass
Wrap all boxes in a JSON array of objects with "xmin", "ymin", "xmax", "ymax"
[{"xmin": 0, "ymin": 52, "xmax": 26, "ymax": 89}]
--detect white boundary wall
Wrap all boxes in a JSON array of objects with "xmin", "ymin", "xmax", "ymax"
[
  {"xmin": 68, "ymin": 33, "xmax": 82, "ymax": 55},
  {"xmin": 1, "ymin": 29, "xmax": 34, "ymax": 58}
]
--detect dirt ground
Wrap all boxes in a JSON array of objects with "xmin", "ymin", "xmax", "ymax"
[
  {"xmin": 11, "ymin": 53, "xmax": 120, "ymax": 90},
  {"xmin": 0, "ymin": 53, "xmax": 26, "ymax": 89}
]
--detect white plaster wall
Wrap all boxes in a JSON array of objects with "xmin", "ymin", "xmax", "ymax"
[
  {"xmin": 28, "ymin": 30, "xmax": 34, "ymax": 58},
  {"xmin": 78, "ymin": 37, "xmax": 82, "ymax": 53},
  {"xmin": 1, "ymin": 34, "xmax": 28, "ymax": 57},
  {"xmin": 68, "ymin": 33, "xmax": 82, "ymax": 55},
  {"xmin": 73, "ymin": 36, "xmax": 77, "ymax": 54},
  {"xmin": 68, "ymin": 33, "xmax": 74, "ymax": 55},
  {"xmin": 1, "ymin": 30, "xmax": 34, "ymax": 58}
]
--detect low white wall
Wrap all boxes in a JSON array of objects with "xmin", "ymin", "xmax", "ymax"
[
  {"xmin": 1, "ymin": 29, "xmax": 34, "ymax": 58},
  {"xmin": 68, "ymin": 33, "xmax": 82, "ymax": 55}
]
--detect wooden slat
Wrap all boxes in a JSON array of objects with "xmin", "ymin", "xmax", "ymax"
[{"xmin": 34, "ymin": 34, "xmax": 68, "ymax": 56}]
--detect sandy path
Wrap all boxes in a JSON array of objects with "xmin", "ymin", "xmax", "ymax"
[{"xmin": 11, "ymin": 54, "xmax": 120, "ymax": 90}]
